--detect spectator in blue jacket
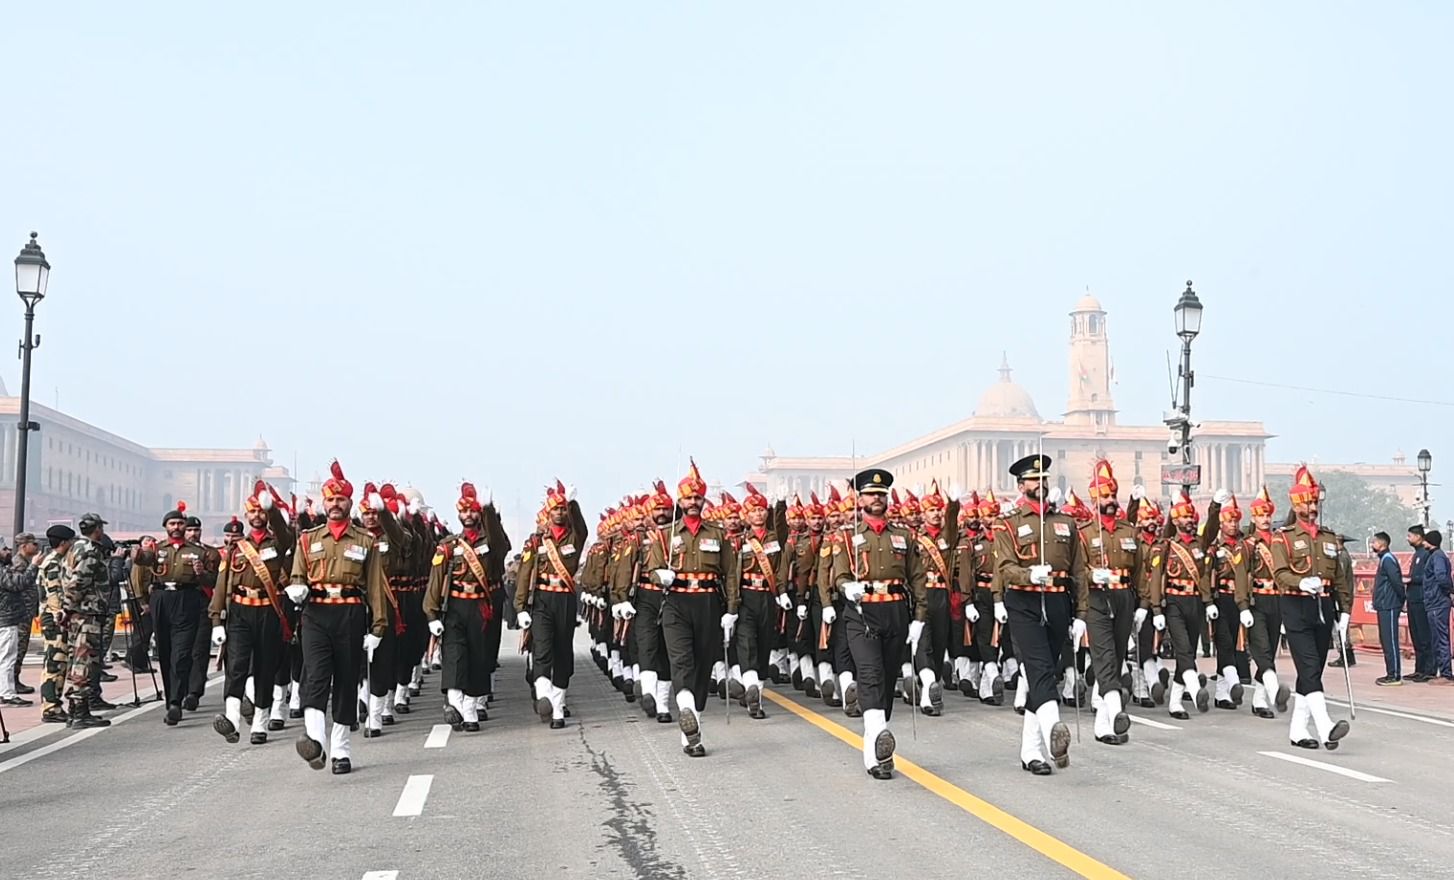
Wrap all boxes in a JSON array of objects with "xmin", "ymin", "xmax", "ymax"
[
  {"xmin": 1405, "ymin": 526, "xmax": 1434, "ymax": 682},
  {"xmin": 1421, "ymin": 530, "xmax": 1453, "ymax": 683},
  {"xmin": 1370, "ymin": 532, "xmax": 1406, "ymax": 685}
]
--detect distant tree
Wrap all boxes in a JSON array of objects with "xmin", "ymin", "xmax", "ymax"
[{"xmin": 1264, "ymin": 471, "xmax": 1418, "ymax": 548}]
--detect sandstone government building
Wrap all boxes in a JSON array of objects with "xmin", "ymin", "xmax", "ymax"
[{"xmin": 745, "ymin": 294, "xmax": 1424, "ymax": 509}]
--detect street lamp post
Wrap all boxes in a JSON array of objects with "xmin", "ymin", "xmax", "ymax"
[
  {"xmin": 1416, "ymin": 447, "xmax": 1431, "ymax": 529},
  {"xmin": 1167, "ymin": 280, "xmax": 1204, "ymax": 498},
  {"xmin": 13, "ymin": 232, "xmax": 49, "ymax": 538}
]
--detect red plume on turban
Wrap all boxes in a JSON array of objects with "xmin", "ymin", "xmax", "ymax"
[{"xmin": 322, "ymin": 460, "xmax": 354, "ymax": 500}]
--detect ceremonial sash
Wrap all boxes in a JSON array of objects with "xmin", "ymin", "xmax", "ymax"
[
  {"xmin": 916, "ymin": 533, "xmax": 951, "ymax": 582},
  {"xmin": 235, "ymin": 540, "xmax": 293, "ymax": 643},
  {"xmin": 1253, "ymin": 540, "xmax": 1275, "ymax": 577},
  {"xmin": 541, "ymin": 537, "xmax": 577, "ymax": 591},
  {"xmin": 746, "ymin": 536, "xmax": 779, "ymax": 593},
  {"xmin": 458, "ymin": 540, "xmax": 495, "ymax": 627},
  {"xmin": 1165, "ymin": 541, "xmax": 1201, "ymax": 581}
]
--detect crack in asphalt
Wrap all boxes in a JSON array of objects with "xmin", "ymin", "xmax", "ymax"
[{"xmin": 578, "ymin": 724, "xmax": 688, "ymax": 879}]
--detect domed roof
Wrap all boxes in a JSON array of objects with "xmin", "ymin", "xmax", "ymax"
[
  {"xmin": 1074, "ymin": 291, "xmax": 1103, "ymax": 313},
  {"xmin": 975, "ymin": 354, "xmax": 1040, "ymax": 420}
]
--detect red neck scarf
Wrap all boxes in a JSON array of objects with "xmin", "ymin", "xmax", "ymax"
[
  {"xmin": 462, "ymin": 529, "xmax": 480, "ymax": 545},
  {"xmin": 924, "ymin": 525, "xmax": 940, "ymax": 540},
  {"xmin": 1099, "ymin": 514, "xmax": 1118, "ymax": 533},
  {"xmin": 1177, "ymin": 531, "xmax": 1197, "ymax": 545},
  {"xmin": 169, "ymin": 537, "xmax": 184, "ymax": 547},
  {"xmin": 327, "ymin": 520, "xmax": 349, "ymax": 542},
  {"xmin": 550, "ymin": 525, "xmax": 568, "ymax": 542},
  {"xmin": 250, "ymin": 529, "xmax": 269, "ymax": 545},
  {"xmin": 1022, "ymin": 500, "xmax": 1047, "ymax": 517},
  {"xmin": 752, "ymin": 527, "xmax": 768, "ymax": 540},
  {"xmin": 682, "ymin": 515, "xmax": 702, "ymax": 536},
  {"xmin": 864, "ymin": 515, "xmax": 888, "ymax": 535}
]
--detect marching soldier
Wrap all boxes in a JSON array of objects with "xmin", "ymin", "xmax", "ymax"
[
  {"xmin": 515, "ymin": 481, "xmax": 587, "ymax": 730},
  {"xmin": 133, "ymin": 506, "xmax": 209, "ymax": 726},
  {"xmin": 789, "ymin": 493, "xmax": 827, "ymax": 695},
  {"xmin": 357, "ymin": 483, "xmax": 414, "ymax": 738},
  {"xmin": 911, "ymin": 482, "xmax": 958, "ymax": 716},
  {"xmin": 287, "ymin": 462, "xmax": 390, "ymax": 774},
  {"xmin": 830, "ymin": 468, "xmax": 925, "ymax": 780},
  {"xmin": 655, "ymin": 460, "xmax": 740, "ymax": 757},
  {"xmin": 1271, "ymin": 466, "xmax": 1352, "ymax": 749},
  {"xmin": 958, "ymin": 492, "xmax": 1003, "ymax": 704},
  {"xmin": 1151, "ymin": 489, "xmax": 1223, "ymax": 719},
  {"xmin": 1208, "ymin": 494, "xmax": 1252, "ymax": 710},
  {"xmin": 733, "ymin": 483, "xmax": 793, "ymax": 720},
  {"xmin": 1128, "ymin": 491, "xmax": 1167, "ymax": 708},
  {"xmin": 1245, "ymin": 487, "xmax": 1290, "ymax": 718},
  {"xmin": 991, "ymin": 455, "xmax": 1086, "ymax": 776},
  {"xmin": 183, "ymin": 512, "xmax": 222, "ymax": 712},
  {"xmin": 1079, "ymin": 460, "xmax": 1139, "ymax": 745},
  {"xmin": 37, "ymin": 526, "xmax": 75, "ymax": 724},
  {"xmin": 209, "ymin": 482, "xmax": 296, "ymax": 745},
  {"xmin": 423, "ymin": 482, "xmax": 510, "ymax": 733}
]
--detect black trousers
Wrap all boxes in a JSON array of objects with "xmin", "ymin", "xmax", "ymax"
[
  {"xmin": 395, "ymin": 588, "xmax": 428, "ymax": 687},
  {"xmin": 1280, "ymin": 594, "xmax": 1333, "ymax": 695},
  {"xmin": 367, "ymin": 616, "xmax": 399, "ymax": 698},
  {"xmin": 488, "ymin": 588, "xmax": 507, "ymax": 675},
  {"xmin": 1087, "ymin": 587, "xmax": 1136, "ymax": 698},
  {"xmin": 1003, "ymin": 588, "xmax": 1070, "ymax": 713},
  {"xmin": 912, "ymin": 588, "xmax": 951, "ymax": 677},
  {"xmin": 1164, "ymin": 594, "xmax": 1203, "ymax": 677},
  {"xmin": 1408, "ymin": 598, "xmax": 1433, "ymax": 676},
  {"xmin": 187, "ymin": 596, "xmax": 212, "ymax": 698},
  {"xmin": 1247, "ymin": 596, "xmax": 1283, "ymax": 679},
  {"xmin": 736, "ymin": 589, "xmax": 776, "ymax": 678},
  {"xmin": 225, "ymin": 604, "xmax": 282, "ymax": 707},
  {"xmin": 151, "ymin": 588, "xmax": 203, "ymax": 707},
  {"xmin": 831, "ymin": 599, "xmax": 856, "ymax": 674},
  {"xmin": 843, "ymin": 599, "xmax": 908, "ymax": 719},
  {"xmin": 633, "ymin": 587, "xmax": 670, "ymax": 677},
  {"xmin": 662, "ymin": 591, "xmax": 722, "ymax": 711},
  {"xmin": 273, "ymin": 603, "xmax": 303, "ymax": 687},
  {"xmin": 807, "ymin": 592, "xmax": 827, "ymax": 664},
  {"xmin": 441, "ymin": 597, "xmax": 493, "ymax": 696},
  {"xmin": 1212, "ymin": 593, "xmax": 1241, "ymax": 672},
  {"xmin": 969, "ymin": 586, "xmax": 997, "ymax": 664},
  {"xmin": 530, "ymin": 589, "xmax": 577, "ymax": 688},
  {"xmin": 300, "ymin": 602, "xmax": 366, "ymax": 725}
]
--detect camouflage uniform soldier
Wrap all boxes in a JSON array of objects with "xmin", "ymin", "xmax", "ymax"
[
  {"xmin": 37, "ymin": 525, "xmax": 76, "ymax": 724},
  {"xmin": 63, "ymin": 524, "xmax": 112, "ymax": 729}
]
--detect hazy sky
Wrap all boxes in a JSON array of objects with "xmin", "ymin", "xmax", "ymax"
[{"xmin": 5, "ymin": 4, "xmax": 1451, "ymax": 536}]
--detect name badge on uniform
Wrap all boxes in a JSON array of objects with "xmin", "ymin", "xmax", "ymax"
[
  {"xmin": 741, "ymin": 545, "xmax": 754, "ymax": 556},
  {"xmin": 1293, "ymin": 540, "xmax": 1307, "ymax": 550},
  {"xmin": 560, "ymin": 544, "xmax": 576, "ymax": 556},
  {"xmin": 260, "ymin": 547, "xmax": 278, "ymax": 561},
  {"xmin": 310, "ymin": 542, "xmax": 323, "ymax": 554},
  {"xmin": 1323, "ymin": 542, "xmax": 1338, "ymax": 558},
  {"xmin": 1017, "ymin": 524, "xmax": 1033, "ymax": 538},
  {"xmin": 937, "ymin": 538, "xmax": 949, "ymax": 551},
  {"xmin": 974, "ymin": 543, "xmax": 985, "ymax": 552},
  {"xmin": 1120, "ymin": 538, "xmax": 1137, "ymax": 551},
  {"xmin": 1053, "ymin": 523, "xmax": 1070, "ymax": 538},
  {"xmin": 852, "ymin": 534, "xmax": 867, "ymax": 548},
  {"xmin": 1091, "ymin": 537, "xmax": 1103, "ymax": 548},
  {"xmin": 1192, "ymin": 548, "xmax": 1204, "ymax": 559},
  {"xmin": 700, "ymin": 539, "xmax": 721, "ymax": 553},
  {"xmin": 344, "ymin": 545, "xmax": 367, "ymax": 562},
  {"xmin": 672, "ymin": 535, "xmax": 683, "ymax": 548},
  {"xmin": 474, "ymin": 542, "xmax": 490, "ymax": 555},
  {"xmin": 180, "ymin": 552, "xmax": 199, "ymax": 562},
  {"xmin": 764, "ymin": 541, "xmax": 781, "ymax": 554},
  {"xmin": 378, "ymin": 541, "xmax": 390, "ymax": 554},
  {"xmin": 890, "ymin": 535, "xmax": 908, "ymax": 551}
]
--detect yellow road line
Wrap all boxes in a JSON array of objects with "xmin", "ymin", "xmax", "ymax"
[{"xmin": 763, "ymin": 690, "xmax": 1129, "ymax": 880}]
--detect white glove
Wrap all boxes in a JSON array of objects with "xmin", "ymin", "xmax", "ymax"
[
  {"xmin": 821, "ymin": 606, "xmax": 837, "ymax": 626},
  {"xmin": 720, "ymin": 613, "xmax": 738, "ymax": 638},
  {"xmin": 517, "ymin": 611, "xmax": 532, "ymax": 629},
  {"xmin": 1133, "ymin": 607, "xmax": 1148, "ymax": 628},
  {"xmin": 1336, "ymin": 612, "xmax": 1350, "ymax": 638},
  {"xmin": 1240, "ymin": 609, "xmax": 1254, "ymax": 629},
  {"xmin": 994, "ymin": 601, "xmax": 1008, "ymax": 624},
  {"xmin": 610, "ymin": 603, "xmax": 623, "ymax": 620},
  {"xmin": 775, "ymin": 593, "xmax": 793, "ymax": 611},
  {"xmin": 1153, "ymin": 613, "xmax": 1166, "ymax": 631},
  {"xmin": 565, "ymin": 483, "xmax": 577, "ymax": 502},
  {"xmin": 1092, "ymin": 567, "xmax": 1112, "ymax": 586},
  {"xmin": 367, "ymin": 491, "xmax": 386, "ymax": 513},
  {"xmin": 796, "ymin": 604, "xmax": 808, "ymax": 620},
  {"xmin": 481, "ymin": 486, "xmax": 494, "ymax": 506},
  {"xmin": 842, "ymin": 580, "xmax": 866, "ymax": 603},
  {"xmin": 1046, "ymin": 487, "xmax": 1064, "ymax": 506},
  {"xmin": 1214, "ymin": 488, "xmax": 1230, "ymax": 505},
  {"xmin": 428, "ymin": 619, "xmax": 444, "ymax": 637},
  {"xmin": 407, "ymin": 498, "xmax": 421, "ymax": 516},
  {"xmin": 258, "ymin": 490, "xmax": 273, "ymax": 510},
  {"xmin": 211, "ymin": 625, "xmax": 226, "ymax": 647},
  {"xmin": 619, "ymin": 601, "xmax": 636, "ymax": 619},
  {"xmin": 1131, "ymin": 484, "xmax": 1146, "ymax": 501},
  {"xmin": 1029, "ymin": 564, "xmax": 1053, "ymax": 586},
  {"xmin": 1299, "ymin": 576, "xmax": 1324, "ymax": 595},
  {"xmin": 1205, "ymin": 603, "xmax": 1219, "ymax": 622},
  {"xmin": 1069, "ymin": 618, "xmax": 1087, "ymax": 644},
  {"xmin": 907, "ymin": 619, "xmax": 925, "ymax": 648},
  {"xmin": 966, "ymin": 603, "xmax": 981, "ymax": 623},
  {"xmin": 284, "ymin": 584, "xmax": 309, "ymax": 604},
  {"xmin": 654, "ymin": 568, "xmax": 676, "ymax": 586},
  {"xmin": 363, "ymin": 633, "xmax": 382, "ymax": 657}
]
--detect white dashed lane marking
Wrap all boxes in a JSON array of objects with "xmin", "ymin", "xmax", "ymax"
[
  {"xmin": 1127, "ymin": 714, "xmax": 1181, "ymax": 730},
  {"xmin": 392, "ymin": 774, "xmax": 434, "ymax": 817},
  {"xmin": 1258, "ymin": 751, "xmax": 1391, "ymax": 783},
  {"xmin": 424, "ymin": 724, "xmax": 450, "ymax": 749}
]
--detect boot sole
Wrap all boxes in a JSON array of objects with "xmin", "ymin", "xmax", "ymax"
[
  {"xmin": 678, "ymin": 710, "xmax": 701, "ymax": 748},
  {"xmin": 1049, "ymin": 722, "xmax": 1071, "ymax": 769},
  {"xmin": 1275, "ymin": 685, "xmax": 1290, "ymax": 712},
  {"xmin": 1113, "ymin": 712, "xmax": 1131, "ymax": 736},
  {"xmin": 212, "ymin": 715, "xmax": 240, "ymax": 744},
  {"xmin": 874, "ymin": 728, "xmax": 896, "ymax": 763},
  {"xmin": 295, "ymin": 735, "xmax": 326, "ymax": 770},
  {"xmin": 535, "ymin": 698, "xmax": 552, "ymax": 721}
]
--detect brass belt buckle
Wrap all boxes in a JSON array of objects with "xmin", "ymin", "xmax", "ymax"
[{"xmin": 326, "ymin": 586, "xmax": 343, "ymax": 600}]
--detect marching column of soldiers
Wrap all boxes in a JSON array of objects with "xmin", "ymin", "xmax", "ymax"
[{"xmin": 100, "ymin": 454, "xmax": 1352, "ymax": 781}]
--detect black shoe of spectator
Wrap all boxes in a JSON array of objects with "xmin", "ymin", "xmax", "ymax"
[
  {"xmin": 182, "ymin": 695, "xmax": 200, "ymax": 711},
  {"xmin": 16, "ymin": 682, "xmax": 34, "ymax": 694}
]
